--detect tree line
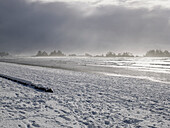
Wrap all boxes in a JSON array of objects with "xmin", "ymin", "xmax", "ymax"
[
  {"xmin": 1, "ymin": 49, "xmax": 170, "ymax": 57},
  {"xmin": 105, "ymin": 52, "xmax": 134, "ymax": 57},
  {"xmin": 0, "ymin": 52, "xmax": 9, "ymax": 57},
  {"xmin": 35, "ymin": 49, "xmax": 170, "ymax": 57},
  {"xmin": 36, "ymin": 50, "xmax": 65, "ymax": 56},
  {"xmin": 145, "ymin": 49, "xmax": 170, "ymax": 57},
  {"xmin": 96, "ymin": 50, "xmax": 170, "ymax": 57},
  {"xmin": 104, "ymin": 50, "xmax": 170, "ymax": 57},
  {"xmin": 35, "ymin": 50, "xmax": 135, "ymax": 57}
]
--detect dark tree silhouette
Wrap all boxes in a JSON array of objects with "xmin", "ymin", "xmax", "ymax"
[
  {"xmin": 0, "ymin": 52, "xmax": 9, "ymax": 57},
  {"xmin": 95, "ymin": 54, "xmax": 104, "ymax": 57},
  {"xmin": 145, "ymin": 49, "xmax": 170, "ymax": 57},
  {"xmin": 69, "ymin": 54, "xmax": 76, "ymax": 56},
  {"xmin": 106, "ymin": 52, "xmax": 116, "ymax": 57},
  {"xmin": 36, "ymin": 51, "xmax": 42, "ymax": 56},
  {"xmin": 56, "ymin": 50, "xmax": 65, "ymax": 56},
  {"xmin": 42, "ymin": 51, "xmax": 48, "ymax": 56},
  {"xmin": 36, "ymin": 50, "xmax": 65, "ymax": 56},
  {"xmin": 105, "ymin": 52, "xmax": 134, "ymax": 57},
  {"xmin": 118, "ymin": 52, "xmax": 134, "ymax": 57},
  {"xmin": 36, "ymin": 51, "xmax": 48, "ymax": 56},
  {"xmin": 85, "ymin": 53, "xmax": 92, "ymax": 57},
  {"xmin": 49, "ymin": 50, "xmax": 57, "ymax": 56}
]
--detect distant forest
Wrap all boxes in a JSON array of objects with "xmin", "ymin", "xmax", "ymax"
[
  {"xmin": 36, "ymin": 50, "xmax": 65, "ymax": 56},
  {"xmin": 0, "ymin": 52, "xmax": 9, "ymax": 57},
  {"xmin": 144, "ymin": 50, "xmax": 170, "ymax": 57},
  {"xmin": 1, "ymin": 49, "xmax": 170, "ymax": 57},
  {"xmin": 35, "ymin": 49, "xmax": 170, "ymax": 57},
  {"xmin": 35, "ymin": 50, "xmax": 134, "ymax": 57}
]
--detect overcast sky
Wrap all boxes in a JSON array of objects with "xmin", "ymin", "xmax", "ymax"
[{"xmin": 0, "ymin": 0, "xmax": 170, "ymax": 55}]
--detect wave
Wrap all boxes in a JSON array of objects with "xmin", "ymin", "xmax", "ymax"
[{"xmin": 1, "ymin": 57, "xmax": 170, "ymax": 84}]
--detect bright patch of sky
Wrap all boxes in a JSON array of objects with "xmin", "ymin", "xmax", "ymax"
[{"xmin": 33, "ymin": 0, "xmax": 170, "ymax": 9}]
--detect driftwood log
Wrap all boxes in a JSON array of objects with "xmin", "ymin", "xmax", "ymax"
[{"xmin": 0, "ymin": 74, "xmax": 53, "ymax": 93}]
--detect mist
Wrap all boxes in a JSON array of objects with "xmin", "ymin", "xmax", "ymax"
[{"xmin": 0, "ymin": 0, "xmax": 170, "ymax": 55}]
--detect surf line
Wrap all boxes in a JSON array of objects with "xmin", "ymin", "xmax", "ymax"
[{"xmin": 0, "ymin": 74, "xmax": 53, "ymax": 93}]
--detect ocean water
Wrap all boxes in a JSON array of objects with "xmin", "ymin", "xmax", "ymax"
[{"xmin": 1, "ymin": 56, "xmax": 170, "ymax": 83}]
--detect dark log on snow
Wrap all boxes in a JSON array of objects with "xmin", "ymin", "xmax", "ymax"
[{"xmin": 0, "ymin": 74, "xmax": 53, "ymax": 93}]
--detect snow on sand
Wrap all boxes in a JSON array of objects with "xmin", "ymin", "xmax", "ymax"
[{"xmin": 0, "ymin": 62, "xmax": 169, "ymax": 128}]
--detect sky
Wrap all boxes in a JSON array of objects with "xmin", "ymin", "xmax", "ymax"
[{"xmin": 0, "ymin": 0, "xmax": 170, "ymax": 55}]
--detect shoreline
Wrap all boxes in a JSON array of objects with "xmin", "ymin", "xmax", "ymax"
[{"xmin": 1, "ymin": 57, "xmax": 170, "ymax": 84}]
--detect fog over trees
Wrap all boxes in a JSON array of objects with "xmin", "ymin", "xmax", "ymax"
[
  {"xmin": 36, "ymin": 50, "xmax": 65, "ymax": 57},
  {"xmin": 105, "ymin": 52, "xmax": 134, "ymax": 57},
  {"xmin": 0, "ymin": 52, "xmax": 9, "ymax": 57},
  {"xmin": 145, "ymin": 50, "xmax": 170, "ymax": 57},
  {"xmin": 36, "ymin": 51, "xmax": 48, "ymax": 56},
  {"xmin": 69, "ymin": 54, "xmax": 77, "ymax": 57},
  {"xmin": 1, "ymin": 49, "xmax": 170, "ymax": 58},
  {"xmin": 34, "ymin": 49, "xmax": 170, "ymax": 57},
  {"xmin": 49, "ymin": 50, "xmax": 65, "ymax": 56}
]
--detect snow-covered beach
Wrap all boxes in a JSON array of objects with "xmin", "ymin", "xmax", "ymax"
[{"xmin": 0, "ymin": 57, "xmax": 170, "ymax": 128}]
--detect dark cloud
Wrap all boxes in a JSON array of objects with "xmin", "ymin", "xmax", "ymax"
[{"xmin": 0, "ymin": 0, "xmax": 170, "ymax": 55}]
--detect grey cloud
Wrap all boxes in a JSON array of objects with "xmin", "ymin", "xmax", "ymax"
[{"xmin": 0, "ymin": 0, "xmax": 170, "ymax": 55}]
